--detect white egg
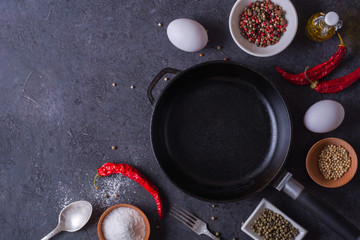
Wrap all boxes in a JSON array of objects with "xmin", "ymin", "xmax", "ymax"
[
  {"xmin": 167, "ymin": 18, "xmax": 208, "ymax": 52},
  {"xmin": 304, "ymin": 100, "xmax": 345, "ymax": 133}
]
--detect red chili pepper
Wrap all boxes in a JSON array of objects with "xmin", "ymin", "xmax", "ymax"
[
  {"xmin": 94, "ymin": 163, "xmax": 163, "ymax": 219},
  {"xmin": 304, "ymin": 66, "xmax": 360, "ymax": 93},
  {"xmin": 276, "ymin": 33, "xmax": 347, "ymax": 85}
]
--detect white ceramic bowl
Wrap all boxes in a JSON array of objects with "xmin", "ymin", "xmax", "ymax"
[
  {"xmin": 241, "ymin": 199, "xmax": 307, "ymax": 240},
  {"xmin": 229, "ymin": 0, "xmax": 298, "ymax": 57}
]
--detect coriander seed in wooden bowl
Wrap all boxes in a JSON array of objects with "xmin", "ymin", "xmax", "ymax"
[{"xmin": 306, "ymin": 138, "xmax": 358, "ymax": 188}]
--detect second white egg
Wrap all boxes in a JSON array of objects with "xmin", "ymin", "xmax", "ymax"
[
  {"xmin": 167, "ymin": 18, "xmax": 208, "ymax": 52},
  {"xmin": 303, "ymin": 100, "xmax": 345, "ymax": 133}
]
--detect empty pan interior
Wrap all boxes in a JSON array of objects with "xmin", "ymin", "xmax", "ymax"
[{"xmin": 151, "ymin": 62, "xmax": 291, "ymax": 201}]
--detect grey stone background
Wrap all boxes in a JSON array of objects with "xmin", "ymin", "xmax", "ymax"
[{"xmin": 1, "ymin": 0, "xmax": 360, "ymax": 239}]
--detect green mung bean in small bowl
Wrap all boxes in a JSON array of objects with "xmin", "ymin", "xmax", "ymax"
[{"xmin": 241, "ymin": 199, "xmax": 307, "ymax": 240}]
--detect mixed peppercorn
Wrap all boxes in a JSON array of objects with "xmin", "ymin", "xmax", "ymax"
[
  {"xmin": 239, "ymin": 0, "xmax": 287, "ymax": 47},
  {"xmin": 251, "ymin": 208, "xmax": 299, "ymax": 240}
]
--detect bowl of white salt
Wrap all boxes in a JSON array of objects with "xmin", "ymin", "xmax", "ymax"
[{"xmin": 98, "ymin": 204, "xmax": 150, "ymax": 240}]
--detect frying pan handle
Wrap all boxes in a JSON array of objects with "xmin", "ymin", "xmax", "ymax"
[
  {"xmin": 147, "ymin": 67, "xmax": 181, "ymax": 105},
  {"xmin": 279, "ymin": 175, "xmax": 360, "ymax": 240},
  {"xmin": 297, "ymin": 190, "xmax": 360, "ymax": 240}
]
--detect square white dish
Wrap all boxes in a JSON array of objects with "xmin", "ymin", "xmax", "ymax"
[{"xmin": 241, "ymin": 199, "xmax": 307, "ymax": 240}]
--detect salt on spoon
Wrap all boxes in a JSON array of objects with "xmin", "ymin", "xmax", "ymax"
[{"xmin": 41, "ymin": 200, "xmax": 92, "ymax": 240}]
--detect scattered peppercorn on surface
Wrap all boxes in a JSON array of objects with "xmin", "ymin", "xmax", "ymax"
[
  {"xmin": 251, "ymin": 208, "xmax": 300, "ymax": 240},
  {"xmin": 239, "ymin": 0, "xmax": 287, "ymax": 47},
  {"xmin": 318, "ymin": 144, "xmax": 351, "ymax": 180}
]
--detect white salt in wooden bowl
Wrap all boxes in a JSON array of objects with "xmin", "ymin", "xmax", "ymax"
[{"xmin": 98, "ymin": 204, "xmax": 150, "ymax": 240}]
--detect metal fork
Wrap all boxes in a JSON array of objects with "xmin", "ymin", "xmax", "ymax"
[{"xmin": 170, "ymin": 206, "xmax": 220, "ymax": 240}]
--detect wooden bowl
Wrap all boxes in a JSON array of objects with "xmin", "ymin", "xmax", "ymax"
[
  {"xmin": 306, "ymin": 138, "xmax": 358, "ymax": 188},
  {"xmin": 98, "ymin": 204, "xmax": 150, "ymax": 240}
]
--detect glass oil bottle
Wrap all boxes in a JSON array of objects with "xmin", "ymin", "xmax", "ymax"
[{"xmin": 305, "ymin": 11, "xmax": 343, "ymax": 42}]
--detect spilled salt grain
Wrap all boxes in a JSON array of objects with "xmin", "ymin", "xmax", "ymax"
[
  {"xmin": 103, "ymin": 207, "xmax": 146, "ymax": 240},
  {"xmin": 56, "ymin": 174, "xmax": 132, "ymax": 211}
]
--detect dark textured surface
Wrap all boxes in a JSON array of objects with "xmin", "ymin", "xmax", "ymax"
[{"xmin": 0, "ymin": 0, "xmax": 360, "ymax": 239}]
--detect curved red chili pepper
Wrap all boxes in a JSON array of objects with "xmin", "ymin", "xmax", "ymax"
[
  {"xmin": 276, "ymin": 33, "xmax": 347, "ymax": 85},
  {"xmin": 95, "ymin": 162, "xmax": 163, "ymax": 219},
  {"xmin": 304, "ymin": 67, "xmax": 360, "ymax": 93}
]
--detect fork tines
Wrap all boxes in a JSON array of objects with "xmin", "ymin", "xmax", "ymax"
[{"xmin": 170, "ymin": 206, "xmax": 198, "ymax": 229}]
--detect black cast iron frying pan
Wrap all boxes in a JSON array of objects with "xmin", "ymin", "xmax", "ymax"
[
  {"xmin": 149, "ymin": 61, "xmax": 290, "ymax": 200},
  {"xmin": 147, "ymin": 61, "xmax": 360, "ymax": 239}
]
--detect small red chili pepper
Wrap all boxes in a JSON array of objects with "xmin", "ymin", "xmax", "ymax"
[
  {"xmin": 94, "ymin": 163, "xmax": 163, "ymax": 219},
  {"xmin": 304, "ymin": 66, "xmax": 360, "ymax": 93},
  {"xmin": 276, "ymin": 33, "xmax": 347, "ymax": 85}
]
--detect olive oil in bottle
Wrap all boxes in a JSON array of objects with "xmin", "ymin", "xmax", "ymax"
[{"xmin": 305, "ymin": 12, "xmax": 343, "ymax": 42}]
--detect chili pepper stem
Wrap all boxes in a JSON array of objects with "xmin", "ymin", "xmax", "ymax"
[
  {"xmin": 337, "ymin": 33, "xmax": 346, "ymax": 47},
  {"xmin": 94, "ymin": 173, "xmax": 100, "ymax": 189},
  {"xmin": 304, "ymin": 66, "xmax": 318, "ymax": 89}
]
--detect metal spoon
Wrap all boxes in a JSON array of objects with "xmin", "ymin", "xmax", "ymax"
[{"xmin": 41, "ymin": 200, "xmax": 92, "ymax": 240}]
